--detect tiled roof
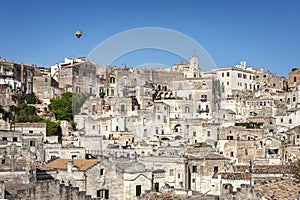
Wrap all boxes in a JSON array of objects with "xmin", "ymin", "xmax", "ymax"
[
  {"xmin": 234, "ymin": 165, "xmax": 293, "ymax": 174},
  {"xmin": 45, "ymin": 158, "xmax": 99, "ymax": 171},
  {"xmin": 188, "ymin": 152, "xmax": 230, "ymax": 160},
  {"xmin": 213, "ymin": 172, "xmax": 251, "ymax": 180},
  {"xmin": 257, "ymin": 180, "xmax": 300, "ymax": 200}
]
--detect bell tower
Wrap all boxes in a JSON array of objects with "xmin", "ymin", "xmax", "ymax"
[{"xmin": 189, "ymin": 54, "xmax": 201, "ymax": 78}]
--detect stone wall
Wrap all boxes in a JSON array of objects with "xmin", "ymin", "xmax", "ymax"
[{"xmin": 8, "ymin": 180, "xmax": 93, "ymax": 200}]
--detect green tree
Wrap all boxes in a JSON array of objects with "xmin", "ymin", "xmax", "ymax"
[
  {"xmin": 12, "ymin": 102, "xmax": 40, "ymax": 123},
  {"xmin": 40, "ymin": 119, "xmax": 62, "ymax": 137},
  {"xmin": 25, "ymin": 93, "xmax": 41, "ymax": 104},
  {"xmin": 48, "ymin": 92, "xmax": 87, "ymax": 122}
]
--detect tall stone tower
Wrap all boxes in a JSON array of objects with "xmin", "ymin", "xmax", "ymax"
[{"xmin": 189, "ymin": 55, "xmax": 201, "ymax": 78}]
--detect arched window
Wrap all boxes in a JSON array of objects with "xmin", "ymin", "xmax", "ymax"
[{"xmin": 110, "ymin": 77, "xmax": 115, "ymax": 84}]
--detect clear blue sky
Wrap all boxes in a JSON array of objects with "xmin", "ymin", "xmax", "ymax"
[{"xmin": 1, "ymin": 0, "xmax": 300, "ymax": 77}]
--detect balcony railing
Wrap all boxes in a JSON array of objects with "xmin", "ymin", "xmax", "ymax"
[{"xmin": 198, "ymin": 109, "xmax": 209, "ymax": 113}]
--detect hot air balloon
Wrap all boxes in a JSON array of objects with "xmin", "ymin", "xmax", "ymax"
[{"xmin": 75, "ymin": 30, "xmax": 82, "ymax": 38}]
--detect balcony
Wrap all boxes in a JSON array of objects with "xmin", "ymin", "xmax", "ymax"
[
  {"xmin": 198, "ymin": 109, "xmax": 209, "ymax": 114},
  {"xmin": 200, "ymin": 97, "xmax": 207, "ymax": 102}
]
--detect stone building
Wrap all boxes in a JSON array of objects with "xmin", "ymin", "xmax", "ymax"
[
  {"xmin": 288, "ymin": 68, "xmax": 300, "ymax": 90},
  {"xmin": 32, "ymin": 75, "xmax": 60, "ymax": 102},
  {"xmin": 215, "ymin": 61, "xmax": 260, "ymax": 99},
  {"xmin": 43, "ymin": 158, "xmax": 161, "ymax": 199}
]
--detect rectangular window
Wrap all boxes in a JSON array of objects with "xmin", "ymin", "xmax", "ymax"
[
  {"xmin": 30, "ymin": 141, "xmax": 36, "ymax": 147},
  {"xmin": 163, "ymin": 116, "xmax": 167, "ymax": 123},
  {"xmin": 222, "ymin": 72, "xmax": 224, "ymax": 77},
  {"xmin": 227, "ymin": 136, "xmax": 233, "ymax": 140},
  {"xmin": 157, "ymin": 115, "xmax": 160, "ymax": 120},
  {"xmin": 120, "ymin": 104, "xmax": 126, "ymax": 112},
  {"xmin": 238, "ymin": 73, "xmax": 242, "ymax": 78},
  {"xmin": 29, "ymin": 130, "xmax": 33, "ymax": 133},
  {"xmin": 213, "ymin": 166, "xmax": 218, "ymax": 173},
  {"xmin": 207, "ymin": 130, "xmax": 210, "ymax": 137},
  {"xmin": 193, "ymin": 131, "xmax": 196, "ymax": 137},
  {"xmin": 227, "ymin": 72, "xmax": 230, "ymax": 77},
  {"xmin": 13, "ymin": 137, "xmax": 17, "ymax": 142},
  {"xmin": 230, "ymin": 152, "xmax": 234, "ymax": 157},
  {"xmin": 289, "ymin": 119, "xmax": 292, "ymax": 124},
  {"xmin": 2, "ymin": 137, "xmax": 7, "ymax": 141},
  {"xmin": 136, "ymin": 185, "xmax": 141, "ymax": 197},
  {"xmin": 110, "ymin": 89, "xmax": 114, "ymax": 96},
  {"xmin": 192, "ymin": 165, "xmax": 197, "ymax": 173},
  {"xmin": 97, "ymin": 189, "xmax": 109, "ymax": 199},
  {"xmin": 280, "ymin": 118, "xmax": 283, "ymax": 123},
  {"xmin": 100, "ymin": 168, "xmax": 104, "ymax": 176},
  {"xmin": 169, "ymin": 169, "xmax": 174, "ymax": 176}
]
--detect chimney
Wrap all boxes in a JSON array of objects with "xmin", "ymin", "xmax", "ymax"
[{"xmin": 67, "ymin": 160, "xmax": 74, "ymax": 172}]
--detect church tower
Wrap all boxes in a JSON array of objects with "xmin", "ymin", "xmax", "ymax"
[{"xmin": 189, "ymin": 55, "xmax": 201, "ymax": 78}]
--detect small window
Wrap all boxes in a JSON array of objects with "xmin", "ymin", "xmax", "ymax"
[
  {"xmin": 227, "ymin": 72, "xmax": 230, "ymax": 77},
  {"xmin": 192, "ymin": 165, "xmax": 197, "ymax": 173},
  {"xmin": 1, "ymin": 159, "xmax": 5, "ymax": 164},
  {"xmin": 97, "ymin": 189, "xmax": 109, "ymax": 199},
  {"xmin": 169, "ymin": 169, "xmax": 174, "ymax": 176},
  {"xmin": 289, "ymin": 119, "xmax": 292, "ymax": 124},
  {"xmin": 71, "ymin": 155, "xmax": 77, "ymax": 159},
  {"xmin": 297, "ymin": 135, "xmax": 300, "ymax": 139},
  {"xmin": 100, "ymin": 168, "xmax": 104, "ymax": 176},
  {"xmin": 207, "ymin": 130, "xmax": 210, "ymax": 137},
  {"xmin": 230, "ymin": 152, "xmax": 234, "ymax": 157},
  {"xmin": 193, "ymin": 131, "xmax": 196, "ymax": 137},
  {"xmin": 120, "ymin": 104, "xmax": 126, "ymax": 112},
  {"xmin": 227, "ymin": 136, "xmax": 233, "ymax": 140},
  {"xmin": 30, "ymin": 141, "xmax": 36, "ymax": 147},
  {"xmin": 13, "ymin": 137, "xmax": 17, "ymax": 142},
  {"xmin": 2, "ymin": 137, "xmax": 7, "ymax": 141},
  {"xmin": 29, "ymin": 130, "xmax": 33, "ymax": 133},
  {"xmin": 136, "ymin": 185, "xmax": 141, "ymax": 197},
  {"xmin": 110, "ymin": 89, "xmax": 114, "ymax": 96},
  {"xmin": 294, "ymin": 77, "xmax": 297, "ymax": 82},
  {"xmin": 45, "ymin": 78, "xmax": 48, "ymax": 82},
  {"xmin": 110, "ymin": 77, "xmax": 115, "ymax": 84},
  {"xmin": 222, "ymin": 72, "xmax": 224, "ymax": 77},
  {"xmin": 213, "ymin": 166, "xmax": 218, "ymax": 172}
]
